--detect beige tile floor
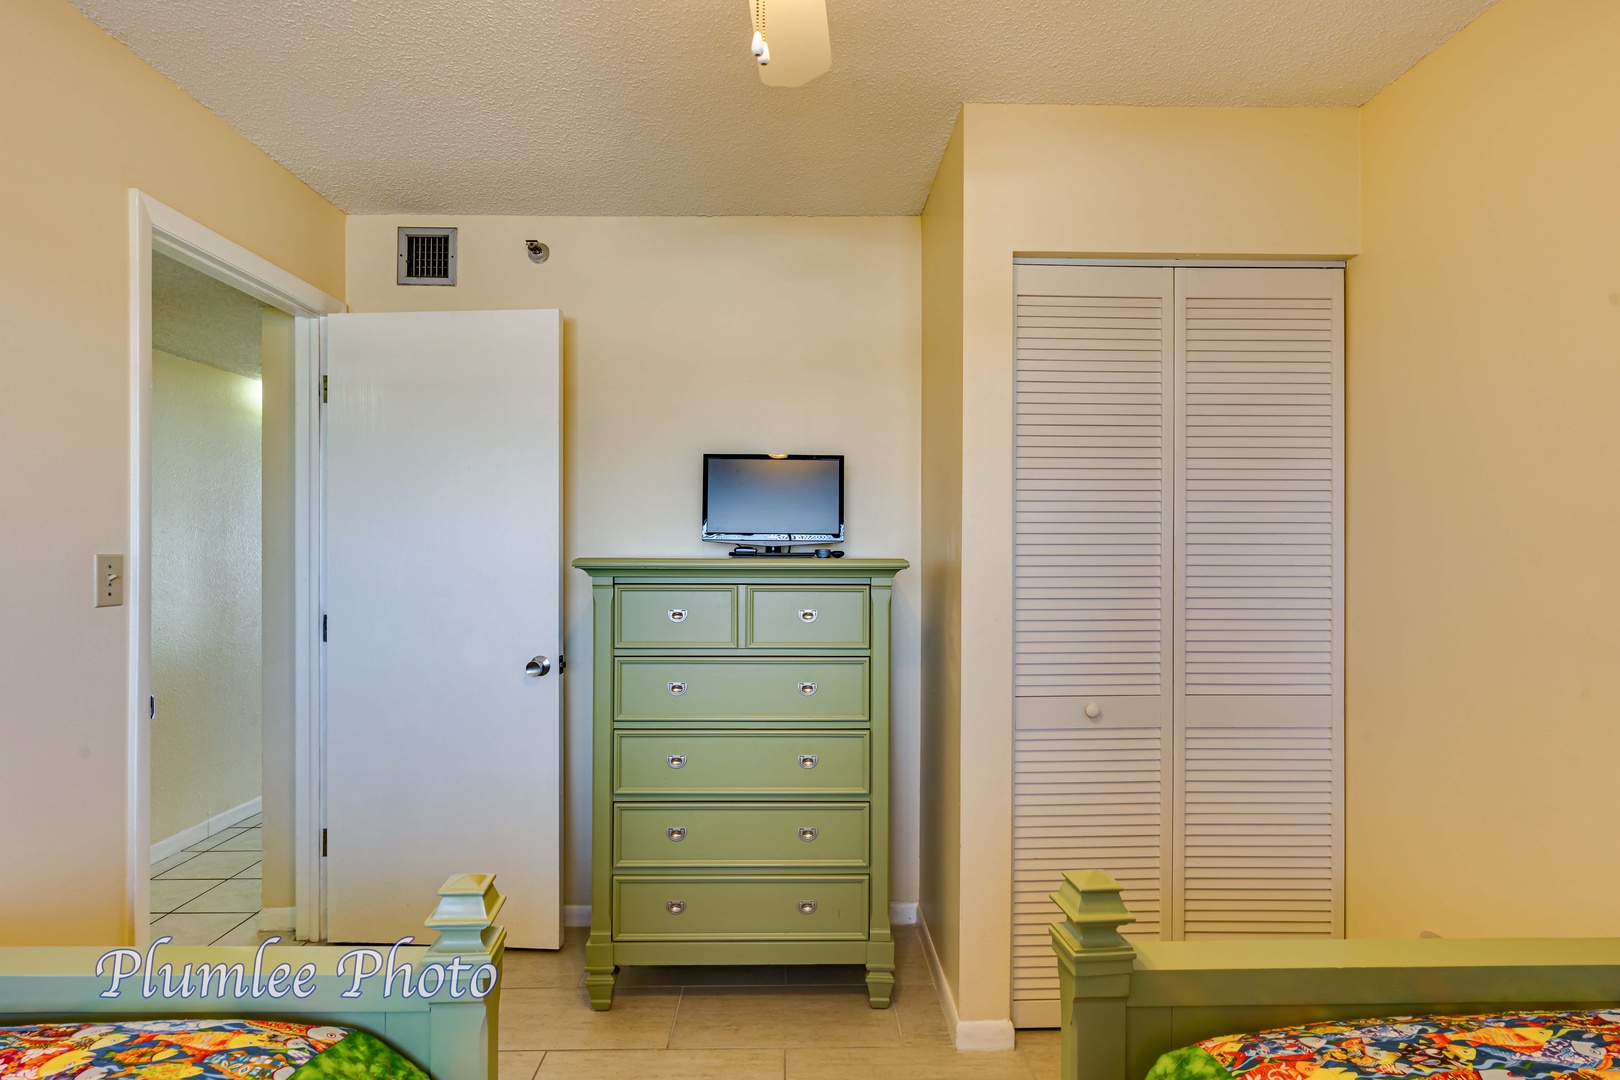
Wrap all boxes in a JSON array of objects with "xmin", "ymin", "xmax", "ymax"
[
  {"xmin": 148, "ymin": 815, "xmax": 270, "ymax": 946},
  {"xmin": 497, "ymin": 926, "xmax": 1060, "ymax": 1080},
  {"xmin": 148, "ymin": 840, "xmax": 1059, "ymax": 1078}
]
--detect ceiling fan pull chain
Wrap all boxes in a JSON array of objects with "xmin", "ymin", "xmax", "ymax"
[{"xmin": 751, "ymin": 0, "xmax": 770, "ymax": 65}]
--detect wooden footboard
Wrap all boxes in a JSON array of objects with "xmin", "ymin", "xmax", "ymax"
[
  {"xmin": 0, "ymin": 873, "xmax": 508, "ymax": 1080},
  {"xmin": 1050, "ymin": 870, "xmax": 1620, "ymax": 1080}
]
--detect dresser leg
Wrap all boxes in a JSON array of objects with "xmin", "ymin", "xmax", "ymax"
[
  {"xmin": 585, "ymin": 969, "xmax": 617, "ymax": 1010},
  {"xmin": 865, "ymin": 967, "xmax": 895, "ymax": 1008},
  {"xmin": 865, "ymin": 938, "xmax": 896, "ymax": 1009},
  {"xmin": 585, "ymin": 936, "xmax": 617, "ymax": 1011}
]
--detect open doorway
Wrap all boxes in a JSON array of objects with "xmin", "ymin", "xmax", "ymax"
[
  {"xmin": 129, "ymin": 192, "xmax": 343, "ymax": 947},
  {"xmin": 144, "ymin": 253, "xmax": 279, "ymax": 944}
]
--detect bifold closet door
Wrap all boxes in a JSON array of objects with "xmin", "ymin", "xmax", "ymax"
[
  {"xmin": 1011, "ymin": 264, "xmax": 1175, "ymax": 1028},
  {"xmin": 1172, "ymin": 267, "xmax": 1344, "ymax": 940}
]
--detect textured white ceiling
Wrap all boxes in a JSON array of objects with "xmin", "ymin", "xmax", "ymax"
[
  {"xmin": 72, "ymin": 0, "xmax": 1494, "ymax": 216},
  {"xmin": 153, "ymin": 253, "xmax": 266, "ymax": 378}
]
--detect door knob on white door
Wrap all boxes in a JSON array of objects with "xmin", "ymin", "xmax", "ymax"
[{"xmin": 526, "ymin": 656, "xmax": 552, "ymax": 677}]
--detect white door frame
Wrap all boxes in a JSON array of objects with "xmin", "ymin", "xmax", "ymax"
[{"xmin": 127, "ymin": 191, "xmax": 344, "ymax": 945}]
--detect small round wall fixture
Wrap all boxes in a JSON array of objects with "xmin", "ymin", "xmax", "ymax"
[{"xmin": 525, "ymin": 240, "xmax": 549, "ymax": 263}]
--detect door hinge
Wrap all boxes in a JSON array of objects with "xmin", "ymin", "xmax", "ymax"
[
  {"xmin": 322, "ymin": 614, "xmax": 327, "ymax": 642},
  {"xmin": 321, "ymin": 829, "xmax": 328, "ymax": 857},
  {"xmin": 321, "ymin": 375, "xmax": 328, "ymax": 404}
]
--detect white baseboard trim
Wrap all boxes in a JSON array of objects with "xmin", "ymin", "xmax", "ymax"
[
  {"xmin": 955, "ymin": 1016, "xmax": 1018, "ymax": 1051},
  {"xmin": 150, "ymin": 796, "xmax": 262, "ymax": 864},
  {"xmin": 259, "ymin": 907, "xmax": 297, "ymax": 932},
  {"xmin": 917, "ymin": 911, "xmax": 1017, "ymax": 1051},
  {"xmin": 564, "ymin": 904, "xmax": 592, "ymax": 928}
]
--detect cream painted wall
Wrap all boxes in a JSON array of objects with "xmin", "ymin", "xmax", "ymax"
[
  {"xmin": 1348, "ymin": 0, "xmax": 1620, "ymax": 938},
  {"xmin": 919, "ymin": 116, "xmax": 965, "ymax": 997},
  {"xmin": 260, "ymin": 309, "xmax": 298, "ymax": 915},
  {"xmin": 150, "ymin": 351, "xmax": 262, "ymax": 842},
  {"xmin": 344, "ymin": 216, "xmax": 923, "ymax": 912},
  {"xmin": 923, "ymin": 103, "xmax": 1362, "ymax": 1024},
  {"xmin": 0, "ymin": 0, "xmax": 343, "ymax": 944}
]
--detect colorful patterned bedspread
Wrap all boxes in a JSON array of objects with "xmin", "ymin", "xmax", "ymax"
[
  {"xmin": 0, "ymin": 1019, "xmax": 429, "ymax": 1079},
  {"xmin": 1147, "ymin": 1012, "xmax": 1620, "ymax": 1080}
]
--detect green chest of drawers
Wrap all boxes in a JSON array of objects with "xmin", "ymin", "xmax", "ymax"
[{"xmin": 574, "ymin": 558, "xmax": 907, "ymax": 1010}]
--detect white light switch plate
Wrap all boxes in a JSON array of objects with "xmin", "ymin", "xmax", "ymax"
[{"xmin": 96, "ymin": 554, "xmax": 124, "ymax": 607}]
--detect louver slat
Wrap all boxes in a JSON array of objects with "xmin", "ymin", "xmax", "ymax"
[
  {"xmin": 1173, "ymin": 267, "xmax": 1344, "ymax": 942},
  {"xmin": 1011, "ymin": 265, "xmax": 1174, "ymax": 1029}
]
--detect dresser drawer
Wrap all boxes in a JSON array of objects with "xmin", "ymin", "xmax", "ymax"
[
  {"xmin": 615, "ymin": 731, "xmax": 869, "ymax": 796},
  {"xmin": 747, "ymin": 587, "xmax": 869, "ymax": 648},
  {"xmin": 616, "ymin": 586, "xmax": 737, "ymax": 648},
  {"xmin": 615, "ymin": 803, "xmax": 869, "ymax": 869},
  {"xmin": 614, "ymin": 875, "xmax": 869, "ymax": 941},
  {"xmin": 616, "ymin": 658, "xmax": 867, "ymax": 722}
]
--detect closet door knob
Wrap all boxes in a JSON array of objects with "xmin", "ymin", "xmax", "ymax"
[
  {"xmin": 525, "ymin": 656, "xmax": 551, "ymax": 677},
  {"xmin": 797, "ymin": 900, "xmax": 818, "ymax": 915},
  {"xmin": 667, "ymin": 754, "xmax": 687, "ymax": 769},
  {"xmin": 798, "ymin": 754, "xmax": 818, "ymax": 769},
  {"xmin": 668, "ymin": 681, "xmax": 687, "ymax": 696},
  {"xmin": 668, "ymin": 609, "xmax": 688, "ymax": 623},
  {"xmin": 1084, "ymin": 702, "xmax": 1102, "ymax": 719},
  {"xmin": 798, "ymin": 827, "xmax": 818, "ymax": 842},
  {"xmin": 667, "ymin": 827, "xmax": 686, "ymax": 842},
  {"xmin": 666, "ymin": 900, "xmax": 686, "ymax": 915}
]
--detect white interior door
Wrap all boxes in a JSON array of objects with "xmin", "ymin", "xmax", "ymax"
[{"xmin": 324, "ymin": 309, "xmax": 562, "ymax": 948}]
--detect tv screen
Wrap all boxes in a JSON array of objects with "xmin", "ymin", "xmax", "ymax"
[{"xmin": 702, "ymin": 455, "xmax": 844, "ymax": 544}]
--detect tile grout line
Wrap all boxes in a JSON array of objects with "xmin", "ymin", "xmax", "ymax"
[
  {"xmin": 666, "ymin": 986, "xmax": 684, "ymax": 1050},
  {"xmin": 208, "ymin": 913, "xmax": 260, "ymax": 946}
]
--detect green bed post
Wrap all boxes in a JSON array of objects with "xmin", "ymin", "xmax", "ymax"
[
  {"xmin": 1051, "ymin": 870, "xmax": 1138, "ymax": 1080},
  {"xmin": 423, "ymin": 873, "xmax": 508, "ymax": 1080}
]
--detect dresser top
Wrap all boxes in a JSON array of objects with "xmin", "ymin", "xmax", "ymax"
[{"xmin": 573, "ymin": 557, "xmax": 908, "ymax": 576}]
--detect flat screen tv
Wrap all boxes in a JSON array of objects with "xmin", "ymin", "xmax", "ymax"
[{"xmin": 702, "ymin": 454, "xmax": 844, "ymax": 546}]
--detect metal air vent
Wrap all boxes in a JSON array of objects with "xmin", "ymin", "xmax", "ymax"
[{"xmin": 397, "ymin": 227, "xmax": 457, "ymax": 285}]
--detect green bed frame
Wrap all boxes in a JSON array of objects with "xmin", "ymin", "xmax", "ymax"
[
  {"xmin": 1050, "ymin": 869, "xmax": 1620, "ymax": 1080},
  {"xmin": 0, "ymin": 873, "xmax": 507, "ymax": 1080}
]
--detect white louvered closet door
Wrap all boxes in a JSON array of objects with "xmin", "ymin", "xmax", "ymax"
[
  {"xmin": 1172, "ymin": 267, "xmax": 1344, "ymax": 940},
  {"xmin": 1011, "ymin": 265, "xmax": 1175, "ymax": 1029}
]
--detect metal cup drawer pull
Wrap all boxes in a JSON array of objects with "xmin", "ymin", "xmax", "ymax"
[
  {"xmin": 798, "ymin": 754, "xmax": 818, "ymax": 769},
  {"xmin": 798, "ymin": 681, "xmax": 817, "ymax": 696},
  {"xmin": 667, "ymin": 681, "xmax": 687, "ymax": 696},
  {"xmin": 798, "ymin": 827, "xmax": 818, "ymax": 842},
  {"xmin": 667, "ymin": 754, "xmax": 687, "ymax": 769},
  {"xmin": 797, "ymin": 900, "xmax": 818, "ymax": 915},
  {"xmin": 667, "ymin": 608, "xmax": 689, "ymax": 623},
  {"xmin": 666, "ymin": 900, "xmax": 686, "ymax": 915},
  {"xmin": 667, "ymin": 827, "xmax": 686, "ymax": 842},
  {"xmin": 798, "ymin": 608, "xmax": 818, "ymax": 623}
]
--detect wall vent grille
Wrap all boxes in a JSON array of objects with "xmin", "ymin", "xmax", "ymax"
[{"xmin": 397, "ymin": 227, "xmax": 457, "ymax": 285}]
